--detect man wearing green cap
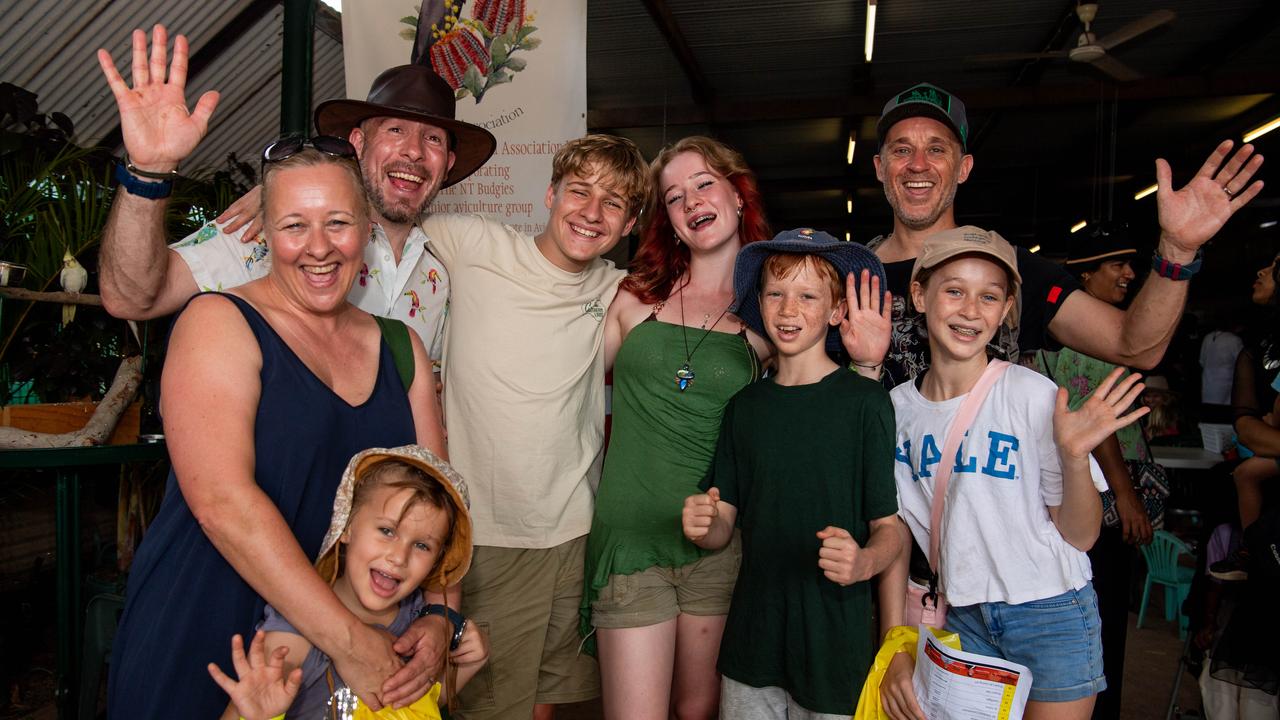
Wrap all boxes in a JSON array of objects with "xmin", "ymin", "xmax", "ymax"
[{"xmin": 853, "ymin": 81, "xmax": 1265, "ymax": 388}]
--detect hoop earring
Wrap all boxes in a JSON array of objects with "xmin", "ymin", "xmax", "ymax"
[{"xmin": 674, "ymin": 232, "xmax": 681, "ymax": 245}]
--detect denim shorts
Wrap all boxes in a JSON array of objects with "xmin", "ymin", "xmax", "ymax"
[{"xmin": 945, "ymin": 583, "xmax": 1106, "ymax": 703}]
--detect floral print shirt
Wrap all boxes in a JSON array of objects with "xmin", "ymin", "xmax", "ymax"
[{"xmin": 172, "ymin": 220, "xmax": 449, "ymax": 365}]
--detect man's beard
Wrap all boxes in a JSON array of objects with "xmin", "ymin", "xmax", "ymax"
[
  {"xmin": 884, "ymin": 179, "xmax": 959, "ymax": 232},
  {"xmin": 361, "ymin": 155, "xmax": 442, "ymax": 224},
  {"xmin": 366, "ymin": 183, "xmax": 438, "ymax": 224}
]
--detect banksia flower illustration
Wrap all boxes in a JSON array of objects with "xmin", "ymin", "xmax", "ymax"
[
  {"xmin": 402, "ymin": 0, "xmax": 540, "ymax": 102},
  {"xmin": 428, "ymin": 13, "xmax": 491, "ymax": 89},
  {"xmin": 472, "ymin": 0, "xmax": 525, "ymax": 36}
]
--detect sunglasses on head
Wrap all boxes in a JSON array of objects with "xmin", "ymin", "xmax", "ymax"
[{"xmin": 260, "ymin": 135, "xmax": 357, "ymax": 175}]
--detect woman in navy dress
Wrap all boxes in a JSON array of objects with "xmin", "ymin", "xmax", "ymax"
[{"xmin": 101, "ymin": 36, "xmax": 446, "ymax": 718}]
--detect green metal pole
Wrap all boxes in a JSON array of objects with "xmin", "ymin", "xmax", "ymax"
[{"xmin": 281, "ymin": 0, "xmax": 315, "ymax": 137}]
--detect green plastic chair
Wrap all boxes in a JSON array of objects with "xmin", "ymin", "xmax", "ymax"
[{"xmin": 1137, "ymin": 530, "xmax": 1195, "ymax": 638}]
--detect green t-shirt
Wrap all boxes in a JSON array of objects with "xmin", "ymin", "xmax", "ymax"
[{"xmin": 702, "ymin": 367, "xmax": 898, "ymax": 714}]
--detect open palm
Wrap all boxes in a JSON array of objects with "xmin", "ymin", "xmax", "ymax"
[
  {"xmin": 1054, "ymin": 367, "xmax": 1149, "ymax": 459},
  {"xmin": 1156, "ymin": 140, "xmax": 1264, "ymax": 255},
  {"xmin": 97, "ymin": 25, "xmax": 219, "ymax": 172},
  {"xmin": 840, "ymin": 269, "xmax": 891, "ymax": 367}
]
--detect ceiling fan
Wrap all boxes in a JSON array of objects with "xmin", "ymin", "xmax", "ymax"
[{"xmin": 970, "ymin": 3, "xmax": 1176, "ymax": 82}]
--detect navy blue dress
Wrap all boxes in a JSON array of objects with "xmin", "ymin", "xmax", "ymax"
[{"xmin": 108, "ymin": 293, "xmax": 416, "ymax": 719}]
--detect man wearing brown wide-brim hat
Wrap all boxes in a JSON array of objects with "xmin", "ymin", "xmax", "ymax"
[{"xmin": 98, "ymin": 26, "xmax": 496, "ymax": 372}]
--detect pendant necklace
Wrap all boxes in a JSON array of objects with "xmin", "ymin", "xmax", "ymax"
[{"xmin": 676, "ymin": 289, "xmax": 732, "ymax": 392}]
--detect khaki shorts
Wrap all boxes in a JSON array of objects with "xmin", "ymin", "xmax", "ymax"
[
  {"xmin": 454, "ymin": 536, "xmax": 599, "ymax": 719},
  {"xmin": 591, "ymin": 532, "xmax": 741, "ymax": 629}
]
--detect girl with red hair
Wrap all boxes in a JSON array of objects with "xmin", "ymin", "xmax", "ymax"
[{"xmin": 580, "ymin": 137, "xmax": 772, "ymax": 719}]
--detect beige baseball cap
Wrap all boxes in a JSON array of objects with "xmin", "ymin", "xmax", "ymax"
[{"xmin": 910, "ymin": 225, "xmax": 1022, "ymax": 327}]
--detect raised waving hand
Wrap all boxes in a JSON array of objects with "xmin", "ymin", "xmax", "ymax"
[{"xmin": 97, "ymin": 24, "xmax": 219, "ymax": 174}]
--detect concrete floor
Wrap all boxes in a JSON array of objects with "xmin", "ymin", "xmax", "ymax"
[
  {"xmin": 558, "ymin": 609, "xmax": 1206, "ymax": 720},
  {"xmin": 13, "ymin": 599, "xmax": 1207, "ymax": 720}
]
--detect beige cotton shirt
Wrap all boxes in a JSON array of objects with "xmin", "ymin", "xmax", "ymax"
[{"xmin": 423, "ymin": 213, "xmax": 624, "ymax": 549}]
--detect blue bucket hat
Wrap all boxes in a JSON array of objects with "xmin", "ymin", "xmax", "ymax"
[{"xmin": 732, "ymin": 228, "xmax": 887, "ymax": 352}]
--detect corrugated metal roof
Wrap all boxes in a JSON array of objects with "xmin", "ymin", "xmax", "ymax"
[{"xmin": 1, "ymin": 1, "xmax": 344, "ymax": 177}]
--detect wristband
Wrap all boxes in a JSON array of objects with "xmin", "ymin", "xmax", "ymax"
[
  {"xmin": 125, "ymin": 155, "xmax": 180, "ymax": 180},
  {"xmin": 418, "ymin": 603, "xmax": 467, "ymax": 651},
  {"xmin": 114, "ymin": 161, "xmax": 172, "ymax": 199},
  {"xmin": 1151, "ymin": 248, "xmax": 1202, "ymax": 280}
]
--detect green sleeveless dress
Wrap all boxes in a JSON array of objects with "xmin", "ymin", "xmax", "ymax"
[{"xmin": 580, "ymin": 312, "xmax": 760, "ymax": 648}]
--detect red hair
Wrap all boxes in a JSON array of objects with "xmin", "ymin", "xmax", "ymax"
[{"xmin": 621, "ymin": 136, "xmax": 771, "ymax": 304}]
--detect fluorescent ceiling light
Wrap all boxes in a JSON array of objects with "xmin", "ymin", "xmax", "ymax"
[
  {"xmin": 1029, "ymin": 245, "xmax": 1041, "ymax": 253},
  {"xmin": 1134, "ymin": 183, "xmax": 1158, "ymax": 200},
  {"xmin": 845, "ymin": 231, "xmax": 852, "ymax": 242},
  {"xmin": 1244, "ymin": 117, "xmax": 1280, "ymax": 143},
  {"xmin": 1262, "ymin": 220, "xmax": 1278, "ymax": 229},
  {"xmin": 847, "ymin": 134, "xmax": 857, "ymax": 165},
  {"xmin": 847, "ymin": 198, "xmax": 853, "ymax": 214},
  {"xmin": 1070, "ymin": 220, "xmax": 1087, "ymax": 234},
  {"xmin": 864, "ymin": 1, "xmax": 877, "ymax": 62}
]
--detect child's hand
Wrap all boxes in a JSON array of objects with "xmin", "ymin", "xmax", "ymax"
[
  {"xmin": 840, "ymin": 269, "xmax": 892, "ymax": 369},
  {"xmin": 207, "ymin": 631, "xmax": 301, "ymax": 720},
  {"xmin": 450, "ymin": 620, "xmax": 489, "ymax": 667},
  {"xmin": 1054, "ymin": 367, "xmax": 1150, "ymax": 460},
  {"xmin": 817, "ymin": 526, "xmax": 869, "ymax": 586},
  {"xmin": 682, "ymin": 488, "xmax": 721, "ymax": 542},
  {"xmin": 880, "ymin": 651, "xmax": 925, "ymax": 720}
]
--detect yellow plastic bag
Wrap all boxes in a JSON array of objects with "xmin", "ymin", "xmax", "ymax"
[
  {"xmin": 852, "ymin": 626, "xmax": 961, "ymax": 720},
  {"xmin": 349, "ymin": 682, "xmax": 442, "ymax": 720}
]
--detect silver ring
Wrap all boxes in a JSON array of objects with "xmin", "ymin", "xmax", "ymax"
[{"xmin": 1224, "ymin": 185, "xmax": 1235, "ymax": 197}]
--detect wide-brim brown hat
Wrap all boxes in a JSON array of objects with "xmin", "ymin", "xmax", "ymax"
[
  {"xmin": 317, "ymin": 444, "xmax": 472, "ymax": 593},
  {"xmin": 314, "ymin": 64, "xmax": 497, "ymax": 188}
]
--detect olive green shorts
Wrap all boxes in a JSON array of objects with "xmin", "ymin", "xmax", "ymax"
[
  {"xmin": 591, "ymin": 532, "xmax": 741, "ymax": 629},
  {"xmin": 455, "ymin": 536, "xmax": 599, "ymax": 720}
]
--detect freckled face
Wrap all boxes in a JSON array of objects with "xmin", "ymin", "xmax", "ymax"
[{"xmin": 759, "ymin": 261, "xmax": 845, "ymax": 358}]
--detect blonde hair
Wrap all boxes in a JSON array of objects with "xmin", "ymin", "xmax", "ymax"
[
  {"xmin": 550, "ymin": 134, "xmax": 649, "ymax": 218},
  {"xmin": 260, "ymin": 147, "xmax": 370, "ymax": 227}
]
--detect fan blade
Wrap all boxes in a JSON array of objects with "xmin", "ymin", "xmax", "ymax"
[
  {"xmin": 1097, "ymin": 9, "xmax": 1175, "ymax": 51},
  {"xmin": 1090, "ymin": 54, "xmax": 1143, "ymax": 82},
  {"xmin": 967, "ymin": 50, "xmax": 1069, "ymax": 64}
]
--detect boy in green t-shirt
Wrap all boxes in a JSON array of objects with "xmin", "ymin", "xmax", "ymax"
[{"xmin": 682, "ymin": 228, "xmax": 903, "ymax": 718}]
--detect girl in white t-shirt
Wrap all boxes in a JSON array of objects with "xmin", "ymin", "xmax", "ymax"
[{"xmin": 877, "ymin": 227, "xmax": 1149, "ymax": 720}]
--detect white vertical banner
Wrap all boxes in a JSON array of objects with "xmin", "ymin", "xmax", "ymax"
[{"xmin": 341, "ymin": 0, "xmax": 586, "ymax": 235}]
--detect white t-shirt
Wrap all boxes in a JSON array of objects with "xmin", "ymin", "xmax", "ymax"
[
  {"xmin": 172, "ymin": 220, "xmax": 449, "ymax": 362},
  {"xmin": 1200, "ymin": 330, "xmax": 1243, "ymax": 406},
  {"xmin": 889, "ymin": 364, "xmax": 1107, "ymax": 606},
  {"xmin": 423, "ymin": 213, "xmax": 624, "ymax": 549}
]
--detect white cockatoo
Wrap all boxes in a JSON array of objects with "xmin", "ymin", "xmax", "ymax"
[{"xmin": 60, "ymin": 249, "xmax": 88, "ymax": 325}]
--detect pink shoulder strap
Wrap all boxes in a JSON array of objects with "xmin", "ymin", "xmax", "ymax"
[{"xmin": 927, "ymin": 359, "xmax": 1011, "ymax": 572}]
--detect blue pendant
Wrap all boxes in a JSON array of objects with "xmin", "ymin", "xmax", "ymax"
[{"xmin": 675, "ymin": 364, "xmax": 695, "ymax": 391}]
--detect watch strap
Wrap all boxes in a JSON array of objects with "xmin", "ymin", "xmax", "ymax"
[
  {"xmin": 1151, "ymin": 248, "xmax": 1203, "ymax": 280},
  {"xmin": 114, "ymin": 161, "xmax": 173, "ymax": 199},
  {"xmin": 419, "ymin": 603, "xmax": 466, "ymax": 650}
]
